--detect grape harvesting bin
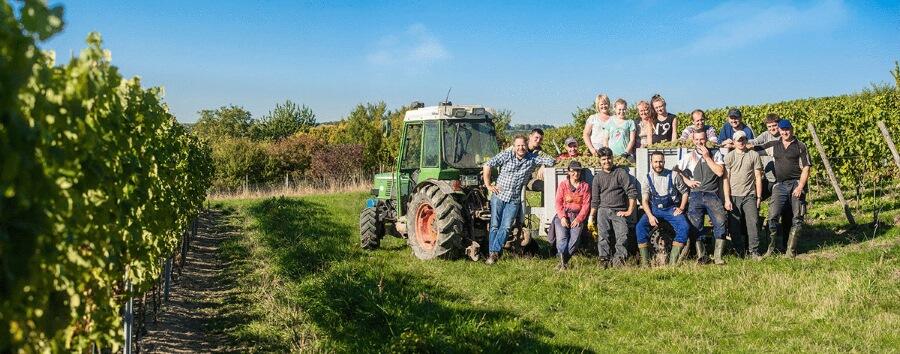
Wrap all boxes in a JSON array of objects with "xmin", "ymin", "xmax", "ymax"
[{"xmin": 525, "ymin": 147, "xmax": 693, "ymax": 236}]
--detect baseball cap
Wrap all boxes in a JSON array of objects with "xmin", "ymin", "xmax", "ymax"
[
  {"xmin": 727, "ymin": 108, "xmax": 742, "ymax": 118},
  {"xmin": 778, "ymin": 119, "xmax": 793, "ymax": 130},
  {"xmin": 564, "ymin": 137, "xmax": 578, "ymax": 146},
  {"xmin": 568, "ymin": 160, "xmax": 583, "ymax": 171},
  {"xmin": 733, "ymin": 130, "xmax": 747, "ymax": 141}
]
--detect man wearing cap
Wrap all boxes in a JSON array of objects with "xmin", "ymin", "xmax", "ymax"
[
  {"xmin": 674, "ymin": 130, "xmax": 728, "ymax": 265},
  {"xmin": 483, "ymin": 135, "xmax": 556, "ymax": 265},
  {"xmin": 557, "ymin": 137, "xmax": 581, "ymax": 160},
  {"xmin": 588, "ymin": 147, "xmax": 638, "ymax": 268},
  {"xmin": 636, "ymin": 151, "xmax": 690, "ymax": 266},
  {"xmin": 723, "ymin": 130, "xmax": 764, "ymax": 259},
  {"xmin": 749, "ymin": 113, "xmax": 792, "ymax": 246},
  {"xmin": 758, "ymin": 119, "xmax": 811, "ymax": 258},
  {"xmin": 552, "ymin": 160, "xmax": 591, "ymax": 270},
  {"xmin": 719, "ymin": 108, "xmax": 755, "ymax": 151},
  {"xmin": 679, "ymin": 109, "xmax": 718, "ymax": 143}
]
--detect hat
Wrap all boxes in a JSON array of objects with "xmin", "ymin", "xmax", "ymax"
[
  {"xmin": 733, "ymin": 130, "xmax": 747, "ymax": 141},
  {"xmin": 567, "ymin": 160, "xmax": 583, "ymax": 171},
  {"xmin": 778, "ymin": 119, "xmax": 793, "ymax": 130},
  {"xmin": 564, "ymin": 137, "xmax": 578, "ymax": 146},
  {"xmin": 727, "ymin": 108, "xmax": 742, "ymax": 118}
]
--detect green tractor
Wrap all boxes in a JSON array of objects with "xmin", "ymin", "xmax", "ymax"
[{"xmin": 360, "ymin": 101, "xmax": 530, "ymax": 260}]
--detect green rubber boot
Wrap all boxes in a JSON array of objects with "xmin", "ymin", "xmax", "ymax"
[
  {"xmin": 786, "ymin": 226, "xmax": 801, "ymax": 258},
  {"xmin": 669, "ymin": 242, "xmax": 685, "ymax": 265},
  {"xmin": 713, "ymin": 239, "xmax": 726, "ymax": 265},
  {"xmin": 696, "ymin": 238, "xmax": 710, "ymax": 264},
  {"xmin": 639, "ymin": 245, "xmax": 651, "ymax": 267}
]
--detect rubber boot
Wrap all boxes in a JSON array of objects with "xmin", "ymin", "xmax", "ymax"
[
  {"xmin": 556, "ymin": 253, "xmax": 567, "ymax": 270},
  {"xmin": 639, "ymin": 245, "xmax": 651, "ymax": 267},
  {"xmin": 695, "ymin": 238, "xmax": 710, "ymax": 264},
  {"xmin": 669, "ymin": 242, "xmax": 684, "ymax": 265},
  {"xmin": 763, "ymin": 227, "xmax": 780, "ymax": 258},
  {"xmin": 713, "ymin": 239, "xmax": 726, "ymax": 265},
  {"xmin": 785, "ymin": 226, "xmax": 801, "ymax": 258}
]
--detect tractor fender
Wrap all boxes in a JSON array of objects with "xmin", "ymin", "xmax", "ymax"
[{"xmin": 413, "ymin": 179, "xmax": 461, "ymax": 196}]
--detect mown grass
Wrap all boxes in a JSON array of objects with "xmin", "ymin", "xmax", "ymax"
[{"xmin": 213, "ymin": 191, "xmax": 900, "ymax": 352}]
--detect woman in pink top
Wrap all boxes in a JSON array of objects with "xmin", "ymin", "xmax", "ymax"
[{"xmin": 553, "ymin": 160, "xmax": 591, "ymax": 270}]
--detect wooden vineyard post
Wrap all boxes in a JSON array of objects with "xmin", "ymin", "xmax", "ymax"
[
  {"xmin": 808, "ymin": 123, "xmax": 856, "ymax": 225},
  {"xmin": 877, "ymin": 121, "xmax": 900, "ymax": 169}
]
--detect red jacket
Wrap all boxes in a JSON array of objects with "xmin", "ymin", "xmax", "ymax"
[{"xmin": 555, "ymin": 179, "xmax": 591, "ymax": 224}]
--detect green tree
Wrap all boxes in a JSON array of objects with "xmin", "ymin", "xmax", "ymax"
[
  {"xmin": 343, "ymin": 102, "xmax": 390, "ymax": 173},
  {"xmin": 192, "ymin": 105, "xmax": 253, "ymax": 140},
  {"xmin": 493, "ymin": 109, "xmax": 513, "ymax": 146},
  {"xmin": 253, "ymin": 100, "xmax": 316, "ymax": 140}
]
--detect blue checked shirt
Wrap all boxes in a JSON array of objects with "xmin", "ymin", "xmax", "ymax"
[{"xmin": 485, "ymin": 150, "xmax": 555, "ymax": 202}]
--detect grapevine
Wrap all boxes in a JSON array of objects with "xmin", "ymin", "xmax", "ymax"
[{"xmin": 0, "ymin": 1, "xmax": 214, "ymax": 351}]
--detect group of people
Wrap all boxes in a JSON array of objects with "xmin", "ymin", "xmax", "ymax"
[{"xmin": 482, "ymin": 94, "xmax": 812, "ymax": 270}]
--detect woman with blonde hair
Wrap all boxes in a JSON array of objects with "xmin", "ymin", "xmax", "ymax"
[
  {"xmin": 583, "ymin": 94, "xmax": 611, "ymax": 156},
  {"xmin": 607, "ymin": 98, "xmax": 636, "ymax": 156},
  {"xmin": 635, "ymin": 100, "xmax": 654, "ymax": 148},
  {"xmin": 650, "ymin": 94, "xmax": 678, "ymax": 143}
]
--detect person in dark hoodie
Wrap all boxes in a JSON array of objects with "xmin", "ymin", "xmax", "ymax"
[{"xmin": 588, "ymin": 147, "xmax": 638, "ymax": 268}]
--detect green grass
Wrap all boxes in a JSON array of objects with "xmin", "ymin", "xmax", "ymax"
[{"xmin": 213, "ymin": 191, "xmax": 900, "ymax": 352}]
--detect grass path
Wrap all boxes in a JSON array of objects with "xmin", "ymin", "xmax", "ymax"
[{"xmin": 211, "ymin": 192, "xmax": 900, "ymax": 352}]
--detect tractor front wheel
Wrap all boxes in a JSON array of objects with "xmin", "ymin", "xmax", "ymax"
[
  {"xmin": 406, "ymin": 185, "xmax": 464, "ymax": 260},
  {"xmin": 360, "ymin": 207, "xmax": 384, "ymax": 250}
]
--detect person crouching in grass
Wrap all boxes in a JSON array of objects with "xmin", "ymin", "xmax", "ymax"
[
  {"xmin": 588, "ymin": 147, "xmax": 638, "ymax": 268},
  {"xmin": 552, "ymin": 160, "xmax": 591, "ymax": 270}
]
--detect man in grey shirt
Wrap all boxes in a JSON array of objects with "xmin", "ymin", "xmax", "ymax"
[
  {"xmin": 748, "ymin": 113, "xmax": 791, "ymax": 247},
  {"xmin": 723, "ymin": 131, "xmax": 764, "ymax": 259},
  {"xmin": 588, "ymin": 147, "xmax": 638, "ymax": 268}
]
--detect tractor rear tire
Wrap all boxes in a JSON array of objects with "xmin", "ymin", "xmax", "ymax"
[
  {"xmin": 406, "ymin": 184, "xmax": 464, "ymax": 260},
  {"xmin": 360, "ymin": 207, "xmax": 383, "ymax": 250}
]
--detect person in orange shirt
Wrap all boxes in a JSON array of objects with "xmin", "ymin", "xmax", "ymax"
[{"xmin": 552, "ymin": 160, "xmax": 591, "ymax": 270}]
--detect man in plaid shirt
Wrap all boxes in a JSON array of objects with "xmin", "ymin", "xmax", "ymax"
[{"xmin": 482, "ymin": 135, "xmax": 555, "ymax": 264}]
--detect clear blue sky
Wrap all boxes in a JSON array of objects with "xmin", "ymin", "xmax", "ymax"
[{"xmin": 44, "ymin": 0, "xmax": 899, "ymax": 125}]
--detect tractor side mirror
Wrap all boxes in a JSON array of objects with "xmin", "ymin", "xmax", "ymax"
[{"xmin": 382, "ymin": 119, "xmax": 392, "ymax": 137}]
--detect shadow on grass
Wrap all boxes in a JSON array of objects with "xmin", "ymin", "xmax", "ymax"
[{"xmin": 245, "ymin": 197, "xmax": 591, "ymax": 353}]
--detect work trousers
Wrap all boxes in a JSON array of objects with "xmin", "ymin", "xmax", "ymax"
[
  {"xmin": 728, "ymin": 194, "xmax": 760, "ymax": 255},
  {"xmin": 687, "ymin": 191, "xmax": 728, "ymax": 241},
  {"xmin": 636, "ymin": 206, "xmax": 690, "ymax": 245},
  {"xmin": 595, "ymin": 207, "xmax": 629, "ymax": 261},
  {"xmin": 488, "ymin": 196, "xmax": 520, "ymax": 253}
]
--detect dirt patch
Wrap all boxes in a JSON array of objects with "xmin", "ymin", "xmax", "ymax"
[{"xmin": 138, "ymin": 210, "xmax": 244, "ymax": 353}]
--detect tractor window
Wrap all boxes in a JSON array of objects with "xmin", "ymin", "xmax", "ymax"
[
  {"xmin": 422, "ymin": 121, "xmax": 441, "ymax": 167},
  {"xmin": 401, "ymin": 124, "xmax": 422, "ymax": 170},
  {"xmin": 443, "ymin": 120, "xmax": 500, "ymax": 169}
]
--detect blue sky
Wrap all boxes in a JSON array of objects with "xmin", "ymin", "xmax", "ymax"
[{"xmin": 44, "ymin": 0, "xmax": 899, "ymax": 125}]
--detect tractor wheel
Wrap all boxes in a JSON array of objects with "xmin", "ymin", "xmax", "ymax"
[
  {"xmin": 360, "ymin": 207, "xmax": 383, "ymax": 250},
  {"xmin": 406, "ymin": 184, "xmax": 464, "ymax": 260}
]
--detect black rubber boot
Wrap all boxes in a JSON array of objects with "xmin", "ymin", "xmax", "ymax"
[
  {"xmin": 786, "ymin": 226, "xmax": 801, "ymax": 258},
  {"xmin": 556, "ymin": 253, "xmax": 567, "ymax": 270},
  {"xmin": 639, "ymin": 245, "xmax": 651, "ymax": 267},
  {"xmin": 763, "ymin": 227, "xmax": 780, "ymax": 258},
  {"xmin": 669, "ymin": 242, "xmax": 684, "ymax": 265},
  {"xmin": 713, "ymin": 239, "xmax": 726, "ymax": 265}
]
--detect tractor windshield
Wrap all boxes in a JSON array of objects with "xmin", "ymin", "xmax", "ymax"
[{"xmin": 443, "ymin": 120, "xmax": 500, "ymax": 169}]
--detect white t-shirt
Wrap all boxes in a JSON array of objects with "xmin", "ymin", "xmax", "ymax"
[{"xmin": 585, "ymin": 113, "xmax": 610, "ymax": 149}]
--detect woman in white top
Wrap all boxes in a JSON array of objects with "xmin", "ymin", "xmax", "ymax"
[
  {"xmin": 582, "ymin": 94, "xmax": 611, "ymax": 156},
  {"xmin": 635, "ymin": 100, "xmax": 654, "ymax": 148}
]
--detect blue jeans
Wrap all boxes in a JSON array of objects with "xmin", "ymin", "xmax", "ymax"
[
  {"xmin": 636, "ymin": 206, "xmax": 689, "ymax": 245},
  {"xmin": 687, "ymin": 191, "xmax": 727, "ymax": 241},
  {"xmin": 552, "ymin": 214, "xmax": 582, "ymax": 257},
  {"xmin": 489, "ymin": 196, "xmax": 520, "ymax": 253}
]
